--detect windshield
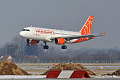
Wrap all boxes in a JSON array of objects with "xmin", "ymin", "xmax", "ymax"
[{"xmin": 22, "ymin": 29, "xmax": 30, "ymax": 31}]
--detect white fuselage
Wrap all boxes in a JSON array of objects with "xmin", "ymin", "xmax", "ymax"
[{"xmin": 19, "ymin": 27, "xmax": 81, "ymax": 44}]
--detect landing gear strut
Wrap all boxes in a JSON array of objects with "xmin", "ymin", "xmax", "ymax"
[
  {"xmin": 27, "ymin": 39, "xmax": 31, "ymax": 46},
  {"xmin": 61, "ymin": 45, "xmax": 67, "ymax": 49},
  {"xmin": 43, "ymin": 42, "xmax": 49, "ymax": 49}
]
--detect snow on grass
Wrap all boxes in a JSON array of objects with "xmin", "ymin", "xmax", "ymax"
[{"xmin": 0, "ymin": 75, "xmax": 46, "ymax": 79}]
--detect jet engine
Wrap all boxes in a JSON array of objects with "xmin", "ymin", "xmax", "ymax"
[{"xmin": 55, "ymin": 38, "xmax": 66, "ymax": 45}]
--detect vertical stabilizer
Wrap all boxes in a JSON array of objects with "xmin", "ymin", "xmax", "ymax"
[{"xmin": 80, "ymin": 15, "xmax": 94, "ymax": 35}]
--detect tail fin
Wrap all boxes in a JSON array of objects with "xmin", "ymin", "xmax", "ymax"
[{"xmin": 80, "ymin": 15, "xmax": 94, "ymax": 35}]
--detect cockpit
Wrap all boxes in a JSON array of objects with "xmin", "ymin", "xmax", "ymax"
[{"xmin": 22, "ymin": 29, "xmax": 30, "ymax": 31}]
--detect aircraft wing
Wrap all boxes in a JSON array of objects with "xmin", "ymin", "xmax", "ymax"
[{"xmin": 50, "ymin": 32, "xmax": 106, "ymax": 40}]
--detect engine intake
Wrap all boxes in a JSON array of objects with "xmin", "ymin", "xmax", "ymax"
[{"xmin": 55, "ymin": 38, "xmax": 66, "ymax": 45}]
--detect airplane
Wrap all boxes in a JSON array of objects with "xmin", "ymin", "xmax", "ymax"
[{"xmin": 19, "ymin": 15, "xmax": 106, "ymax": 49}]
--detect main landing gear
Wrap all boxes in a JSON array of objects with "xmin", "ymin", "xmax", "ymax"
[
  {"xmin": 43, "ymin": 42, "xmax": 67, "ymax": 49},
  {"xmin": 43, "ymin": 42, "xmax": 49, "ymax": 49},
  {"xmin": 61, "ymin": 45, "xmax": 67, "ymax": 49}
]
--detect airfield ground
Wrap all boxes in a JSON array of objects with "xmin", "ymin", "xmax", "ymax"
[
  {"xmin": 16, "ymin": 63, "xmax": 120, "ymax": 66},
  {"xmin": 16, "ymin": 63, "xmax": 120, "ymax": 76}
]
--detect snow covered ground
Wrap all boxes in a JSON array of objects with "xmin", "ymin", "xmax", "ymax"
[
  {"xmin": 0, "ymin": 75, "xmax": 46, "ymax": 79},
  {"xmin": 0, "ymin": 75, "xmax": 120, "ymax": 79}
]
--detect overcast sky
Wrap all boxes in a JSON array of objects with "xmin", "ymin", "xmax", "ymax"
[{"xmin": 0, "ymin": 0, "xmax": 120, "ymax": 49}]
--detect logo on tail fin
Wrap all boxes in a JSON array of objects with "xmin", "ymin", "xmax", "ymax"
[{"xmin": 80, "ymin": 15, "xmax": 94, "ymax": 35}]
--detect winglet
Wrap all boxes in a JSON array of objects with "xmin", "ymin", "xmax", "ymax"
[{"xmin": 104, "ymin": 32, "xmax": 106, "ymax": 35}]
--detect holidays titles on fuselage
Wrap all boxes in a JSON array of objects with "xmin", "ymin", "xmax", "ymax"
[
  {"xmin": 34, "ymin": 28, "xmax": 79, "ymax": 36},
  {"xmin": 35, "ymin": 29, "xmax": 55, "ymax": 36}
]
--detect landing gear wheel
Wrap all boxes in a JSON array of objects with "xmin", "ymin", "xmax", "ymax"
[
  {"xmin": 28, "ymin": 44, "xmax": 31, "ymax": 46},
  {"xmin": 61, "ymin": 45, "xmax": 67, "ymax": 49},
  {"xmin": 43, "ymin": 42, "xmax": 49, "ymax": 49},
  {"xmin": 43, "ymin": 45, "xmax": 49, "ymax": 49}
]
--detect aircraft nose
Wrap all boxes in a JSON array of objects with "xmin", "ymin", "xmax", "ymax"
[{"xmin": 19, "ymin": 31, "xmax": 24, "ymax": 37}]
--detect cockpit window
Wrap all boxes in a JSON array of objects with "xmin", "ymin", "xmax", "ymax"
[{"xmin": 22, "ymin": 29, "xmax": 30, "ymax": 31}]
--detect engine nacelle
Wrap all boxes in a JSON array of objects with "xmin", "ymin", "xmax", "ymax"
[
  {"xmin": 55, "ymin": 38, "xmax": 66, "ymax": 45},
  {"xmin": 27, "ymin": 39, "xmax": 39, "ymax": 46}
]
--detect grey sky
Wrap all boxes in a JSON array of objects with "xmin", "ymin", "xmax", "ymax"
[{"xmin": 0, "ymin": 0, "xmax": 120, "ymax": 49}]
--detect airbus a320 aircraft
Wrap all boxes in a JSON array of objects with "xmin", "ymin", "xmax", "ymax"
[{"xmin": 19, "ymin": 15, "xmax": 105, "ymax": 49}]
